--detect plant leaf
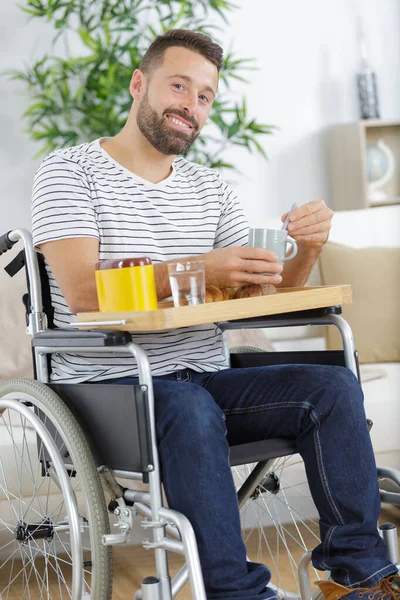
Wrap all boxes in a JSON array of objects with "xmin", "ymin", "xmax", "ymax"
[{"xmin": 13, "ymin": 0, "xmax": 274, "ymax": 172}]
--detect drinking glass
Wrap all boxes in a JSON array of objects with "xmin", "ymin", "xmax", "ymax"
[{"xmin": 167, "ymin": 260, "xmax": 206, "ymax": 307}]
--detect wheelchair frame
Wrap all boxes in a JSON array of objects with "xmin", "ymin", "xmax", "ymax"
[{"xmin": 1, "ymin": 227, "xmax": 399, "ymax": 600}]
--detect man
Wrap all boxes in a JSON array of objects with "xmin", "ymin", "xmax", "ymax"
[{"xmin": 31, "ymin": 29, "xmax": 398, "ymax": 600}]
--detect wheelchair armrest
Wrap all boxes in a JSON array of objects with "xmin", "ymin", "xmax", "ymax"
[{"xmin": 32, "ymin": 329, "xmax": 132, "ymax": 348}]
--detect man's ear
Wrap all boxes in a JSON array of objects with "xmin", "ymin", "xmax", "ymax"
[{"xmin": 129, "ymin": 69, "xmax": 146, "ymax": 101}]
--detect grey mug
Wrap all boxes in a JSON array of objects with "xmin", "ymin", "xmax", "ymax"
[{"xmin": 248, "ymin": 228, "xmax": 298, "ymax": 262}]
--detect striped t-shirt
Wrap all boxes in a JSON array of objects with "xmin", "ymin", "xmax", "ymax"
[{"xmin": 31, "ymin": 138, "xmax": 249, "ymax": 383}]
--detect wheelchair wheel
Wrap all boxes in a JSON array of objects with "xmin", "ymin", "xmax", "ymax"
[
  {"xmin": 235, "ymin": 455, "xmax": 323, "ymax": 600},
  {"xmin": 0, "ymin": 378, "xmax": 112, "ymax": 599}
]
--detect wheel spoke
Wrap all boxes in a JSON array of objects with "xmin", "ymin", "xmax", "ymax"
[
  {"xmin": 8, "ymin": 411, "xmax": 24, "ymax": 524},
  {"xmin": 0, "ymin": 538, "xmax": 18, "ymax": 555},
  {"xmin": 21, "ymin": 550, "xmax": 33, "ymax": 600},
  {"xmin": 25, "ymin": 540, "xmax": 51, "ymax": 599},
  {"xmin": 0, "ymin": 548, "xmax": 30, "ymax": 594},
  {"xmin": 41, "ymin": 542, "xmax": 72, "ymax": 599},
  {"xmin": 0, "ymin": 520, "xmax": 15, "ymax": 535},
  {"xmin": 0, "ymin": 386, "xmax": 111, "ymax": 599},
  {"xmin": 1, "ymin": 415, "xmax": 48, "ymax": 520},
  {"xmin": 237, "ymin": 458, "xmax": 322, "ymax": 599},
  {"xmin": 0, "ymin": 457, "xmax": 21, "ymax": 525}
]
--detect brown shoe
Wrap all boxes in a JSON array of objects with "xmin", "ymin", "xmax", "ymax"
[{"xmin": 317, "ymin": 575, "xmax": 400, "ymax": 600}]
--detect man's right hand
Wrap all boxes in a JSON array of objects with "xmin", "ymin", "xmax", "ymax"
[
  {"xmin": 39, "ymin": 239, "xmax": 283, "ymax": 314},
  {"xmin": 203, "ymin": 247, "xmax": 283, "ymax": 288}
]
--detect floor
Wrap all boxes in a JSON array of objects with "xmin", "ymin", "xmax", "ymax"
[
  {"xmin": 0, "ymin": 506, "xmax": 398, "ymax": 599},
  {"xmin": 111, "ymin": 505, "xmax": 400, "ymax": 599}
]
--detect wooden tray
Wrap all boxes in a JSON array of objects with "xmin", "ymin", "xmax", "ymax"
[{"xmin": 76, "ymin": 285, "xmax": 352, "ymax": 332}]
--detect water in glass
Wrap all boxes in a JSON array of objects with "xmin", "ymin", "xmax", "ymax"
[{"xmin": 169, "ymin": 268, "xmax": 205, "ymax": 306}]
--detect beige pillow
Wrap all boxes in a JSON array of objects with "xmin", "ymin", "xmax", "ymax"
[
  {"xmin": 318, "ymin": 242, "xmax": 400, "ymax": 364},
  {"xmin": 225, "ymin": 329, "xmax": 275, "ymax": 352},
  {"xmin": 0, "ymin": 245, "xmax": 33, "ymax": 383}
]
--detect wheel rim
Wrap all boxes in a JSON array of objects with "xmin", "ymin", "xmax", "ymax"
[
  {"xmin": 235, "ymin": 455, "xmax": 323, "ymax": 599},
  {"xmin": 0, "ymin": 400, "xmax": 94, "ymax": 598}
]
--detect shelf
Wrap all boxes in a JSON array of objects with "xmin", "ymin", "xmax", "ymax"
[
  {"xmin": 361, "ymin": 119, "xmax": 400, "ymax": 129},
  {"xmin": 329, "ymin": 120, "xmax": 400, "ymax": 211},
  {"xmin": 368, "ymin": 196, "xmax": 400, "ymax": 208}
]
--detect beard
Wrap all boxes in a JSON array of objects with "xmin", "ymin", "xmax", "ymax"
[{"xmin": 136, "ymin": 90, "xmax": 199, "ymax": 156}]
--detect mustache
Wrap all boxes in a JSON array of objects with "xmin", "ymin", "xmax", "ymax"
[{"xmin": 163, "ymin": 108, "xmax": 199, "ymax": 131}]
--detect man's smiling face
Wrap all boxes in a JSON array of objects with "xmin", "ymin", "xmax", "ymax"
[{"xmin": 134, "ymin": 46, "xmax": 218, "ymax": 155}]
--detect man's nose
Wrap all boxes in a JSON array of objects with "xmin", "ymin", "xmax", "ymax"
[{"xmin": 181, "ymin": 91, "xmax": 198, "ymax": 115}]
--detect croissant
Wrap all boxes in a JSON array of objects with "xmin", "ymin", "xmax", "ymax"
[
  {"xmin": 233, "ymin": 284, "xmax": 277, "ymax": 299},
  {"xmin": 205, "ymin": 285, "xmax": 225, "ymax": 303},
  {"xmin": 222, "ymin": 287, "xmax": 237, "ymax": 300}
]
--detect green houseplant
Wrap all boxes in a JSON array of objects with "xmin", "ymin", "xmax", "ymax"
[{"xmin": 11, "ymin": 0, "xmax": 274, "ymax": 171}]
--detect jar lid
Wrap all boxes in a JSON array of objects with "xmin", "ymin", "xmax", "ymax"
[{"xmin": 96, "ymin": 257, "xmax": 152, "ymax": 270}]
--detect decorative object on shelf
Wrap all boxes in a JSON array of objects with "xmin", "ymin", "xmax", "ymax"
[
  {"xmin": 356, "ymin": 16, "xmax": 380, "ymax": 119},
  {"xmin": 366, "ymin": 139, "xmax": 396, "ymax": 204},
  {"xmin": 329, "ymin": 120, "xmax": 400, "ymax": 211}
]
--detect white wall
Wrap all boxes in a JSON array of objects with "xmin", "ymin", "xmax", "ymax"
[
  {"xmin": 0, "ymin": 2, "xmax": 54, "ymax": 231},
  {"xmin": 1, "ymin": 0, "xmax": 399, "ymax": 231},
  {"xmin": 220, "ymin": 0, "xmax": 400, "ymax": 224}
]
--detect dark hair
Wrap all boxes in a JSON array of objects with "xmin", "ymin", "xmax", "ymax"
[{"xmin": 139, "ymin": 29, "xmax": 224, "ymax": 74}]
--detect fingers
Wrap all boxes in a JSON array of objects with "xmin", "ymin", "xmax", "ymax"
[
  {"xmin": 239, "ymin": 258, "xmax": 283, "ymax": 275},
  {"xmin": 232, "ymin": 271, "xmax": 283, "ymax": 286},
  {"xmin": 237, "ymin": 253, "xmax": 283, "ymax": 286},
  {"xmin": 279, "ymin": 201, "xmax": 333, "ymax": 251},
  {"xmin": 205, "ymin": 247, "xmax": 283, "ymax": 288},
  {"xmin": 288, "ymin": 217, "xmax": 332, "ymax": 237},
  {"xmin": 287, "ymin": 204, "xmax": 333, "ymax": 235},
  {"xmin": 290, "ymin": 200, "xmax": 326, "ymax": 221},
  {"xmin": 250, "ymin": 272, "xmax": 282, "ymax": 285},
  {"xmin": 281, "ymin": 200, "xmax": 330, "ymax": 226},
  {"xmin": 231, "ymin": 250, "xmax": 283, "ymax": 286},
  {"xmin": 294, "ymin": 232, "xmax": 329, "ymax": 246},
  {"xmin": 237, "ymin": 246, "xmax": 280, "ymax": 263}
]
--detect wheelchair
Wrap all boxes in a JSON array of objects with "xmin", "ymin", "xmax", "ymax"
[{"xmin": 0, "ymin": 228, "xmax": 399, "ymax": 600}]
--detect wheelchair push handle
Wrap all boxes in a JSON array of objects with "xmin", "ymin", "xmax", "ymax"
[{"xmin": 0, "ymin": 231, "xmax": 18, "ymax": 256}]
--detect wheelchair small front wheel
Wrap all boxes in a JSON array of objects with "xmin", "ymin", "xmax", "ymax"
[{"xmin": 0, "ymin": 378, "xmax": 112, "ymax": 600}]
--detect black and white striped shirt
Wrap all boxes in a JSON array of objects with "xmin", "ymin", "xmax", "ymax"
[{"xmin": 31, "ymin": 138, "xmax": 249, "ymax": 383}]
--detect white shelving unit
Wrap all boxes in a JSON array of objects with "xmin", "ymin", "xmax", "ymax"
[{"xmin": 329, "ymin": 120, "xmax": 400, "ymax": 211}]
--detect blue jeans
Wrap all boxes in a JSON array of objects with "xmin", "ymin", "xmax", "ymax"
[{"xmin": 104, "ymin": 365, "xmax": 397, "ymax": 599}]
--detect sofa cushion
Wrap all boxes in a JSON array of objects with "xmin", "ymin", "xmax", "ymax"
[
  {"xmin": 225, "ymin": 328, "xmax": 275, "ymax": 352},
  {"xmin": 0, "ymin": 245, "xmax": 33, "ymax": 383},
  {"xmin": 318, "ymin": 242, "xmax": 400, "ymax": 364}
]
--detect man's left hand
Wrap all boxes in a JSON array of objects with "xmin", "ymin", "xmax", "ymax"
[{"xmin": 281, "ymin": 200, "xmax": 334, "ymax": 253}]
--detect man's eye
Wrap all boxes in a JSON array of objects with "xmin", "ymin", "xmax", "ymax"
[
  {"xmin": 173, "ymin": 83, "xmax": 184, "ymax": 90},
  {"xmin": 199, "ymin": 94, "xmax": 210, "ymax": 103}
]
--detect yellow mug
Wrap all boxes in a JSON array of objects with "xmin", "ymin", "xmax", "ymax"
[{"xmin": 95, "ymin": 257, "xmax": 158, "ymax": 312}]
